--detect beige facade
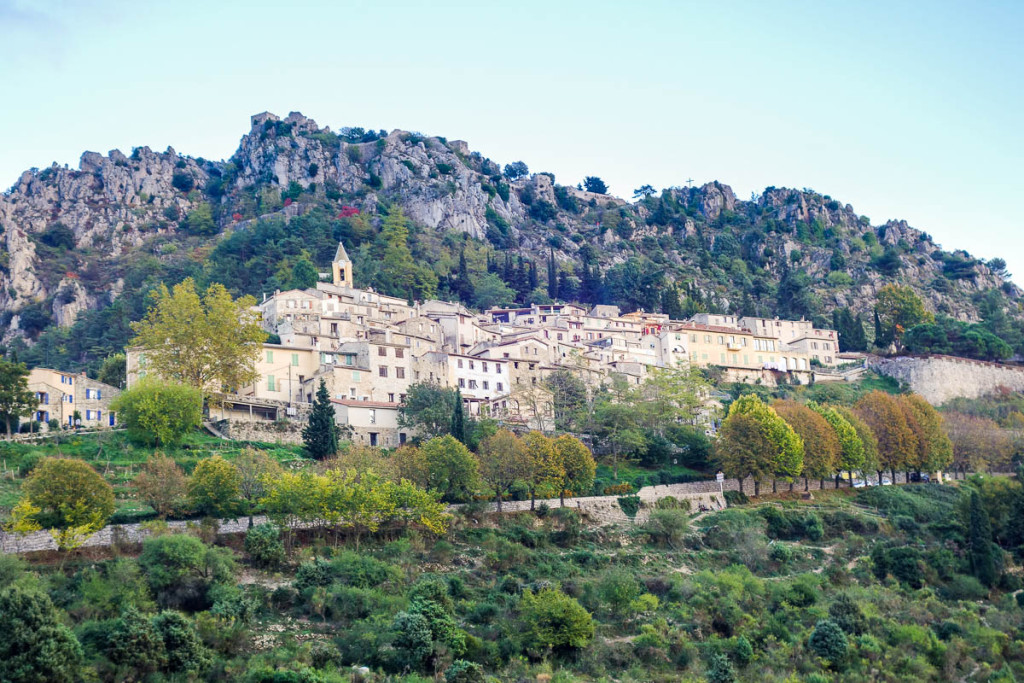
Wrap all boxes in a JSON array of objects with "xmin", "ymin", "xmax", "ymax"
[
  {"xmin": 27, "ymin": 368, "xmax": 120, "ymax": 429},
  {"xmin": 331, "ymin": 399, "xmax": 407, "ymax": 447}
]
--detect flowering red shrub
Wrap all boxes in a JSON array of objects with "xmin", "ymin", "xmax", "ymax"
[
  {"xmin": 232, "ymin": 213, "xmax": 243, "ymax": 221},
  {"xmin": 339, "ymin": 205, "xmax": 360, "ymax": 218},
  {"xmin": 283, "ymin": 198, "xmax": 293, "ymax": 207}
]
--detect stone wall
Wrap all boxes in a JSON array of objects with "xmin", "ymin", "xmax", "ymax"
[
  {"xmin": 219, "ymin": 419, "xmax": 305, "ymax": 445},
  {"xmin": 867, "ymin": 354, "xmax": 1024, "ymax": 405}
]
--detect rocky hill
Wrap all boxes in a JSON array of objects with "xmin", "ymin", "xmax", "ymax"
[{"xmin": 1, "ymin": 111, "xmax": 1020, "ymax": 369}]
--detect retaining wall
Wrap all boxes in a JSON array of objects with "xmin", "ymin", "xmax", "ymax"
[{"xmin": 867, "ymin": 354, "xmax": 1024, "ymax": 405}]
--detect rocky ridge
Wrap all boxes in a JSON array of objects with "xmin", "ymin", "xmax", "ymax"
[{"xmin": 0, "ymin": 111, "xmax": 1018, "ymax": 345}]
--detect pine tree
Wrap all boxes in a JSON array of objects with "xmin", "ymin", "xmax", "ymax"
[
  {"xmin": 967, "ymin": 489, "xmax": 997, "ymax": 587},
  {"xmin": 302, "ymin": 379, "xmax": 338, "ymax": 460},
  {"xmin": 449, "ymin": 389, "xmax": 466, "ymax": 444}
]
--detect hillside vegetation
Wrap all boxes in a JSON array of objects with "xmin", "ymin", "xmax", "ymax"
[{"xmin": 1, "ymin": 112, "xmax": 1021, "ymax": 374}]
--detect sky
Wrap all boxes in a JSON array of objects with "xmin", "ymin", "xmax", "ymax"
[{"xmin": 1, "ymin": 0, "xmax": 1022, "ymax": 277}]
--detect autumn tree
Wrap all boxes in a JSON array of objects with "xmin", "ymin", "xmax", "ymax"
[
  {"xmin": 188, "ymin": 455, "xmax": 242, "ymax": 518},
  {"xmin": 899, "ymin": 394, "xmax": 953, "ymax": 476},
  {"xmin": 717, "ymin": 394, "xmax": 803, "ymax": 496},
  {"xmin": 111, "ymin": 379, "xmax": 203, "ymax": 447},
  {"xmin": 774, "ymin": 400, "xmax": 839, "ymax": 491},
  {"xmin": 836, "ymin": 405, "xmax": 880, "ymax": 476},
  {"xmin": 855, "ymin": 391, "xmax": 918, "ymax": 482},
  {"xmin": 21, "ymin": 458, "xmax": 115, "ymax": 554},
  {"xmin": 0, "ymin": 355, "xmax": 36, "ymax": 438},
  {"xmin": 809, "ymin": 402, "xmax": 865, "ymax": 485},
  {"xmin": 552, "ymin": 434, "xmax": 597, "ymax": 506},
  {"xmin": 130, "ymin": 278, "xmax": 266, "ymax": 394},
  {"xmin": 944, "ymin": 412, "xmax": 1013, "ymax": 476},
  {"xmin": 477, "ymin": 429, "xmax": 529, "ymax": 512},
  {"xmin": 522, "ymin": 431, "xmax": 562, "ymax": 510},
  {"xmin": 133, "ymin": 454, "xmax": 188, "ymax": 518}
]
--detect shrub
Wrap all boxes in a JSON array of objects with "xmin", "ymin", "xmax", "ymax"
[
  {"xmin": 828, "ymin": 593, "xmax": 866, "ymax": 635},
  {"xmin": 171, "ymin": 171, "xmax": 194, "ymax": 192},
  {"xmin": 643, "ymin": 508, "xmax": 690, "ymax": 548},
  {"xmin": 111, "ymin": 379, "xmax": 202, "ymax": 447},
  {"xmin": 519, "ymin": 588, "xmax": 594, "ymax": 651},
  {"xmin": 21, "ymin": 457, "xmax": 116, "ymax": 531},
  {"xmin": 724, "ymin": 490, "xmax": 749, "ymax": 506},
  {"xmin": 445, "ymin": 659, "xmax": 485, "ymax": 683},
  {"xmin": 705, "ymin": 652, "xmax": 737, "ymax": 683},
  {"xmin": 138, "ymin": 534, "xmax": 236, "ymax": 610},
  {"xmin": 940, "ymin": 574, "xmax": 989, "ymax": 601},
  {"xmin": 244, "ymin": 524, "xmax": 285, "ymax": 569},
  {"xmin": 0, "ymin": 585, "xmax": 83, "ymax": 682},
  {"xmin": 808, "ymin": 619, "xmax": 848, "ymax": 668},
  {"xmin": 617, "ymin": 495, "xmax": 641, "ymax": 518}
]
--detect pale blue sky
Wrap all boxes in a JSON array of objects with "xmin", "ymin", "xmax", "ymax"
[{"xmin": 2, "ymin": 0, "xmax": 1022, "ymax": 278}]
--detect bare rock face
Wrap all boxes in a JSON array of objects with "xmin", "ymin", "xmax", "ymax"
[
  {"xmin": 52, "ymin": 277, "xmax": 91, "ymax": 327},
  {"xmin": 1, "ymin": 227, "xmax": 44, "ymax": 308},
  {"xmin": 696, "ymin": 182, "xmax": 736, "ymax": 220}
]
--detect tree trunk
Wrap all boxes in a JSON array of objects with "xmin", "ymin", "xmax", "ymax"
[
  {"xmin": 772, "ymin": 479, "xmax": 777, "ymax": 494},
  {"xmin": 496, "ymin": 491, "xmax": 503, "ymax": 513},
  {"xmin": 754, "ymin": 479, "xmax": 760, "ymax": 497},
  {"xmin": 804, "ymin": 476, "xmax": 809, "ymax": 492},
  {"xmin": 789, "ymin": 480, "xmax": 795, "ymax": 492},
  {"xmin": 559, "ymin": 490, "xmax": 565, "ymax": 507},
  {"xmin": 529, "ymin": 488, "xmax": 535, "ymax": 511},
  {"xmin": 891, "ymin": 468, "xmax": 897, "ymax": 484},
  {"xmin": 877, "ymin": 470, "xmax": 884, "ymax": 486}
]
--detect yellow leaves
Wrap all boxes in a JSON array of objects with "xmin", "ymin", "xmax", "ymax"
[
  {"xmin": 4, "ymin": 499, "xmax": 42, "ymax": 537},
  {"xmin": 130, "ymin": 277, "xmax": 266, "ymax": 393},
  {"xmin": 259, "ymin": 468, "xmax": 450, "ymax": 537}
]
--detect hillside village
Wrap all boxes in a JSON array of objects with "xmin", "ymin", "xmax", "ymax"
[{"xmin": 42, "ymin": 239, "xmax": 845, "ymax": 448}]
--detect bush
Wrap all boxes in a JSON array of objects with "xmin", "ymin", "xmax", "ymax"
[
  {"xmin": 617, "ymin": 495, "xmax": 641, "ymax": 518},
  {"xmin": 244, "ymin": 524, "xmax": 285, "ymax": 569},
  {"xmin": 724, "ymin": 490, "xmax": 749, "ymax": 506},
  {"xmin": 643, "ymin": 508, "xmax": 690, "ymax": 548},
  {"xmin": 808, "ymin": 619, "xmax": 848, "ymax": 668},
  {"xmin": 519, "ymin": 588, "xmax": 594, "ymax": 651},
  {"xmin": 111, "ymin": 379, "xmax": 202, "ymax": 447},
  {"xmin": 138, "ymin": 534, "xmax": 236, "ymax": 610},
  {"xmin": 445, "ymin": 659, "xmax": 485, "ymax": 683},
  {"xmin": 171, "ymin": 171, "xmax": 194, "ymax": 192},
  {"xmin": 940, "ymin": 574, "xmax": 989, "ymax": 601}
]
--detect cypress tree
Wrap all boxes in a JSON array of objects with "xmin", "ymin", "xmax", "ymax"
[
  {"xmin": 528, "ymin": 259, "xmax": 539, "ymax": 292},
  {"xmin": 450, "ymin": 390, "xmax": 466, "ymax": 444},
  {"xmin": 302, "ymin": 379, "xmax": 338, "ymax": 460},
  {"xmin": 547, "ymin": 249, "xmax": 558, "ymax": 299},
  {"xmin": 968, "ymin": 489, "xmax": 997, "ymax": 587}
]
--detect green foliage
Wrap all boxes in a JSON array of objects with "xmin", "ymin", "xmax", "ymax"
[
  {"xmin": 399, "ymin": 382, "xmax": 459, "ymax": 439},
  {"xmin": 245, "ymin": 523, "xmax": 286, "ymax": 568},
  {"xmin": 189, "ymin": 455, "xmax": 242, "ymax": 518},
  {"xmin": 21, "ymin": 456, "xmax": 115, "ymax": 530},
  {"xmin": 966, "ymin": 489, "xmax": 998, "ymax": 587},
  {"xmin": 138, "ymin": 534, "xmax": 236, "ymax": 609},
  {"xmin": 0, "ymin": 356, "xmax": 36, "ymax": 437},
  {"xmin": 182, "ymin": 202, "xmax": 217, "ymax": 235},
  {"xmin": 302, "ymin": 379, "xmax": 338, "ymax": 459},
  {"xmin": 111, "ymin": 379, "xmax": 202, "ymax": 446},
  {"xmin": 617, "ymin": 495, "xmax": 641, "ymax": 518},
  {"xmin": 519, "ymin": 588, "xmax": 594, "ymax": 651},
  {"xmin": 0, "ymin": 585, "xmax": 83, "ymax": 683},
  {"xmin": 420, "ymin": 434, "xmax": 478, "ymax": 503},
  {"xmin": 808, "ymin": 618, "xmax": 848, "ymax": 667}
]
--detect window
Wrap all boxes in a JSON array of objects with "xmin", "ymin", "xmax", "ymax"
[
  {"xmin": 469, "ymin": 380, "xmax": 478, "ymax": 389},
  {"xmin": 395, "ymin": 367, "xmax": 405, "ymax": 379},
  {"xmin": 704, "ymin": 335, "xmax": 711, "ymax": 343},
  {"xmin": 482, "ymin": 362, "xmax": 488, "ymax": 372},
  {"xmin": 469, "ymin": 361, "xmax": 475, "ymax": 370},
  {"xmin": 718, "ymin": 336, "xmax": 725, "ymax": 344},
  {"xmin": 497, "ymin": 382, "xmax": 503, "ymax": 391},
  {"xmin": 495, "ymin": 364, "xmax": 501, "ymax": 373},
  {"xmin": 267, "ymin": 375, "xmax": 276, "ymax": 391},
  {"xmin": 378, "ymin": 347, "xmax": 387, "ymax": 357},
  {"xmin": 388, "ymin": 393, "xmax": 395, "ymax": 402},
  {"xmin": 352, "ymin": 371, "xmax": 361, "ymax": 382},
  {"xmin": 457, "ymin": 359, "xmax": 464, "ymax": 368},
  {"xmin": 483, "ymin": 381, "xmax": 489, "ymax": 390},
  {"xmin": 369, "ymin": 409, "xmax": 376, "ymax": 424},
  {"xmin": 379, "ymin": 367, "xmax": 388, "ymax": 377},
  {"xmin": 266, "ymin": 350, "xmax": 274, "ymax": 363},
  {"xmin": 458, "ymin": 378, "xmax": 466, "ymax": 388},
  {"xmin": 291, "ymin": 353, "xmax": 299, "ymax": 366},
  {"xmin": 395, "ymin": 348, "xmax": 404, "ymax": 358}
]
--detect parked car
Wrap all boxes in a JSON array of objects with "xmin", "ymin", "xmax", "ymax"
[
  {"xmin": 852, "ymin": 479, "xmax": 867, "ymax": 488},
  {"xmin": 909, "ymin": 472, "xmax": 930, "ymax": 482},
  {"xmin": 881, "ymin": 477, "xmax": 893, "ymax": 486}
]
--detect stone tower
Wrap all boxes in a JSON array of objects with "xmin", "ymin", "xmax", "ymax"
[{"xmin": 331, "ymin": 242, "xmax": 353, "ymax": 288}]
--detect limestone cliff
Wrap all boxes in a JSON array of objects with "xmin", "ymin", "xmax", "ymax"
[{"xmin": 0, "ymin": 110, "xmax": 1019, "ymax": 352}]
